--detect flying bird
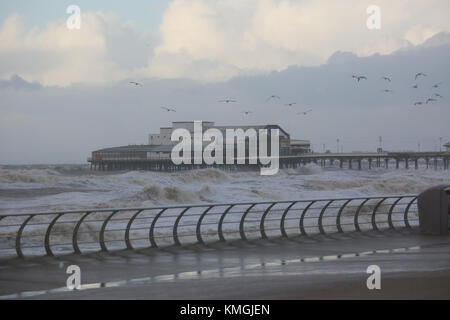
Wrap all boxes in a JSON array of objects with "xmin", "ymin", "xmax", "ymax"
[
  {"xmin": 381, "ymin": 89, "xmax": 394, "ymax": 93},
  {"xmin": 161, "ymin": 107, "xmax": 176, "ymax": 112},
  {"xmin": 434, "ymin": 93, "xmax": 443, "ymax": 98},
  {"xmin": 426, "ymin": 98, "xmax": 437, "ymax": 104},
  {"xmin": 241, "ymin": 111, "xmax": 252, "ymax": 115},
  {"xmin": 284, "ymin": 102, "xmax": 297, "ymax": 107},
  {"xmin": 414, "ymin": 101, "xmax": 424, "ymax": 106},
  {"xmin": 218, "ymin": 99, "xmax": 237, "ymax": 103},
  {"xmin": 411, "ymin": 84, "xmax": 419, "ymax": 89},
  {"xmin": 382, "ymin": 76, "xmax": 391, "ymax": 82},
  {"xmin": 129, "ymin": 81, "xmax": 142, "ymax": 86},
  {"xmin": 266, "ymin": 95, "xmax": 281, "ymax": 101},
  {"xmin": 432, "ymin": 82, "xmax": 443, "ymax": 88},
  {"xmin": 415, "ymin": 73, "xmax": 427, "ymax": 80},
  {"xmin": 352, "ymin": 75, "xmax": 367, "ymax": 82},
  {"xmin": 297, "ymin": 109, "xmax": 312, "ymax": 115}
]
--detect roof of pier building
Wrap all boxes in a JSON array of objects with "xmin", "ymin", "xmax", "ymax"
[{"xmin": 93, "ymin": 145, "xmax": 173, "ymax": 154}]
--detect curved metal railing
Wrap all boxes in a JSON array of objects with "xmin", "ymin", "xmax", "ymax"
[{"xmin": 0, "ymin": 195, "xmax": 419, "ymax": 259}]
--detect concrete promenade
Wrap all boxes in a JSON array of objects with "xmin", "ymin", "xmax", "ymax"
[{"xmin": 1, "ymin": 229, "xmax": 449, "ymax": 299}]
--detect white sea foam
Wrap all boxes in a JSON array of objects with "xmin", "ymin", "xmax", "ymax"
[{"xmin": 0, "ymin": 165, "xmax": 449, "ymax": 214}]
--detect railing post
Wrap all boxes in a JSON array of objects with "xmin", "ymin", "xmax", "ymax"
[
  {"xmin": 259, "ymin": 203, "xmax": 277, "ymax": 239},
  {"xmin": 404, "ymin": 197, "xmax": 417, "ymax": 229},
  {"xmin": 318, "ymin": 200, "xmax": 335, "ymax": 234},
  {"xmin": 44, "ymin": 213, "xmax": 64, "ymax": 256},
  {"xmin": 196, "ymin": 206, "xmax": 214, "ymax": 244},
  {"xmin": 336, "ymin": 199, "xmax": 352, "ymax": 233},
  {"xmin": 124, "ymin": 209, "xmax": 145, "ymax": 250},
  {"xmin": 173, "ymin": 207, "xmax": 192, "ymax": 246},
  {"xmin": 354, "ymin": 199, "xmax": 370, "ymax": 232},
  {"xmin": 72, "ymin": 212, "xmax": 93, "ymax": 254},
  {"xmin": 387, "ymin": 197, "xmax": 403, "ymax": 230},
  {"xmin": 218, "ymin": 205, "xmax": 235, "ymax": 242},
  {"xmin": 280, "ymin": 202, "xmax": 298, "ymax": 238},
  {"xmin": 239, "ymin": 204, "xmax": 257, "ymax": 241},
  {"xmin": 99, "ymin": 211, "xmax": 119, "ymax": 252},
  {"xmin": 149, "ymin": 209, "xmax": 170, "ymax": 248},
  {"xmin": 299, "ymin": 201, "xmax": 316, "ymax": 235},
  {"xmin": 15, "ymin": 215, "xmax": 34, "ymax": 258},
  {"xmin": 371, "ymin": 198, "xmax": 387, "ymax": 231}
]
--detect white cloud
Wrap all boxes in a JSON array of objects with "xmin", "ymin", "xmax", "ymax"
[
  {"xmin": 0, "ymin": 12, "xmax": 152, "ymax": 86},
  {"xmin": 0, "ymin": 1, "xmax": 449, "ymax": 85},
  {"xmin": 404, "ymin": 25, "xmax": 442, "ymax": 46},
  {"xmin": 148, "ymin": 0, "xmax": 450, "ymax": 81}
]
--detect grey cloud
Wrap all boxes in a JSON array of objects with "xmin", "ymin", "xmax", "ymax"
[
  {"xmin": 0, "ymin": 33, "xmax": 449, "ymax": 164},
  {"xmin": 0, "ymin": 74, "xmax": 42, "ymax": 91}
]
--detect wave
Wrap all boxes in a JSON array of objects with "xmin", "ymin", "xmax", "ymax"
[
  {"xmin": 303, "ymin": 170, "xmax": 450, "ymax": 195},
  {"xmin": 130, "ymin": 184, "xmax": 214, "ymax": 204},
  {"xmin": 172, "ymin": 168, "xmax": 229, "ymax": 183},
  {"xmin": 0, "ymin": 168, "xmax": 62, "ymax": 183}
]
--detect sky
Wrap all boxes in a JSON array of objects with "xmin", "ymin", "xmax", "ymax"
[
  {"xmin": 0, "ymin": 0, "xmax": 449, "ymax": 163},
  {"xmin": 0, "ymin": 0, "xmax": 170, "ymax": 31}
]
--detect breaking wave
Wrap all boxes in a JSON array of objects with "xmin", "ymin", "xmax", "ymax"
[
  {"xmin": 0, "ymin": 164, "xmax": 449, "ymax": 214},
  {"xmin": 173, "ymin": 168, "xmax": 229, "ymax": 183},
  {"xmin": 131, "ymin": 184, "xmax": 213, "ymax": 204}
]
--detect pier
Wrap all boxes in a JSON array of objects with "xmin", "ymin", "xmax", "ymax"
[{"xmin": 88, "ymin": 151, "xmax": 450, "ymax": 171}]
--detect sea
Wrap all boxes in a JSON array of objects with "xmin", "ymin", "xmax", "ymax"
[{"xmin": 1, "ymin": 163, "xmax": 449, "ymax": 215}]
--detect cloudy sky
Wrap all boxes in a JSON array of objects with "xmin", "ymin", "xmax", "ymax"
[{"xmin": 0, "ymin": 0, "xmax": 449, "ymax": 163}]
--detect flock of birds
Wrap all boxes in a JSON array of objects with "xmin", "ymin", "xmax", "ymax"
[
  {"xmin": 128, "ymin": 81, "xmax": 313, "ymax": 117},
  {"xmin": 127, "ymin": 71, "xmax": 443, "ymax": 117},
  {"xmin": 351, "ymin": 72, "xmax": 444, "ymax": 106}
]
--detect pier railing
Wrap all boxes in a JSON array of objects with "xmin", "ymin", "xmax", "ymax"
[{"xmin": 0, "ymin": 195, "xmax": 418, "ymax": 259}]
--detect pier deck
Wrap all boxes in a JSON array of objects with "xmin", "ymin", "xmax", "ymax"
[{"xmin": 88, "ymin": 151, "xmax": 450, "ymax": 171}]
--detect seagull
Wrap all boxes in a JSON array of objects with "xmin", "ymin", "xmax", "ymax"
[
  {"xmin": 432, "ymin": 82, "xmax": 443, "ymax": 88},
  {"xmin": 381, "ymin": 89, "xmax": 394, "ymax": 93},
  {"xmin": 266, "ymin": 95, "xmax": 281, "ymax": 101},
  {"xmin": 161, "ymin": 107, "xmax": 176, "ymax": 112},
  {"xmin": 241, "ymin": 111, "xmax": 252, "ymax": 115},
  {"xmin": 411, "ymin": 84, "xmax": 419, "ymax": 89},
  {"xmin": 218, "ymin": 99, "xmax": 237, "ymax": 103},
  {"xmin": 352, "ymin": 75, "xmax": 367, "ymax": 82},
  {"xmin": 426, "ymin": 98, "xmax": 437, "ymax": 104},
  {"xmin": 415, "ymin": 73, "xmax": 427, "ymax": 80},
  {"xmin": 414, "ymin": 101, "xmax": 424, "ymax": 106},
  {"xmin": 434, "ymin": 93, "xmax": 443, "ymax": 98},
  {"xmin": 297, "ymin": 109, "xmax": 312, "ymax": 115},
  {"xmin": 284, "ymin": 102, "xmax": 297, "ymax": 107},
  {"xmin": 129, "ymin": 81, "xmax": 142, "ymax": 86},
  {"xmin": 382, "ymin": 76, "xmax": 391, "ymax": 82}
]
